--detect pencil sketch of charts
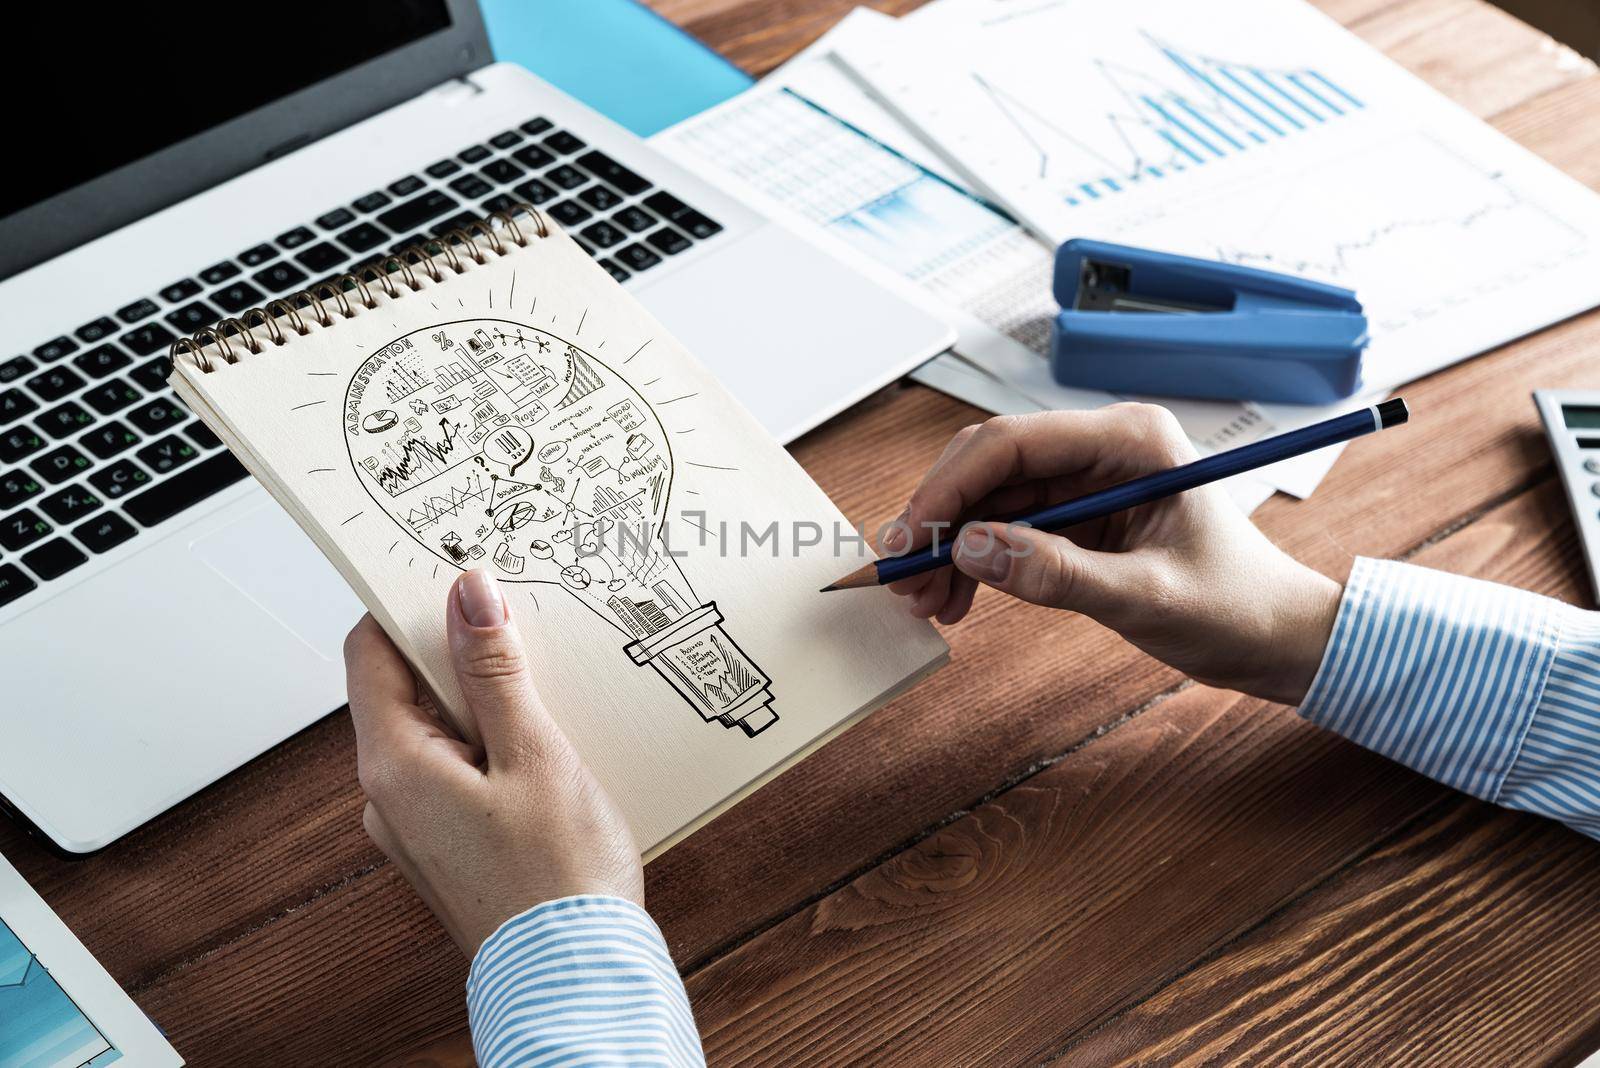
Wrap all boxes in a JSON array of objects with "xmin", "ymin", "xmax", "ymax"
[
  {"xmin": 404, "ymin": 469, "xmax": 493, "ymax": 533},
  {"xmin": 342, "ymin": 317, "xmax": 779, "ymax": 738}
]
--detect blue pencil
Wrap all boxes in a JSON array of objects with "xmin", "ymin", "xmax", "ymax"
[{"xmin": 822, "ymin": 398, "xmax": 1409, "ymax": 591}]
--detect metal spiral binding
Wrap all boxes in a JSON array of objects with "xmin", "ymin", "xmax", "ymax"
[{"xmin": 170, "ymin": 204, "xmax": 548, "ymax": 373}]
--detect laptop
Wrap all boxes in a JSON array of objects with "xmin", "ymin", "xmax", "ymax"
[{"xmin": 0, "ymin": 1, "xmax": 954, "ymax": 854}]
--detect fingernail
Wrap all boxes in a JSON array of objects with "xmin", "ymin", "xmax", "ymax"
[
  {"xmin": 955, "ymin": 527, "xmax": 1011, "ymax": 583},
  {"xmin": 882, "ymin": 511, "xmax": 910, "ymax": 552},
  {"xmin": 458, "ymin": 569, "xmax": 507, "ymax": 628}
]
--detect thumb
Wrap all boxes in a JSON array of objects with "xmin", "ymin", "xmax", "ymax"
[
  {"xmin": 446, "ymin": 568, "xmax": 560, "ymax": 773},
  {"xmin": 952, "ymin": 522, "xmax": 1134, "ymax": 620}
]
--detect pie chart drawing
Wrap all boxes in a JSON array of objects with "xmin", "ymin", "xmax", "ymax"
[
  {"xmin": 495, "ymin": 501, "xmax": 538, "ymax": 533},
  {"xmin": 360, "ymin": 409, "xmax": 399, "ymax": 433}
]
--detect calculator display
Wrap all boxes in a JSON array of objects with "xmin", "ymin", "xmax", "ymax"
[{"xmin": 1562, "ymin": 405, "xmax": 1600, "ymax": 430}]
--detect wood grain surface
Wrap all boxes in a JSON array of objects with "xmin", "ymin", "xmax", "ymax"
[{"xmin": 4, "ymin": 0, "xmax": 1598, "ymax": 1065}]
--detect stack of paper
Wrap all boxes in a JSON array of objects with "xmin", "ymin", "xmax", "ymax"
[{"xmin": 653, "ymin": 0, "xmax": 1600, "ymax": 509}]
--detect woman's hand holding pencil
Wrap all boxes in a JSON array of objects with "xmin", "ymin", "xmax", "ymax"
[{"xmin": 880, "ymin": 403, "xmax": 1347, "ymax": 706}]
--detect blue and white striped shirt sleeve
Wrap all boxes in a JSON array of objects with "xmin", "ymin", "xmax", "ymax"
[
  {"xmin": 1301, "ymin": 556, "xmax": 1600, "ymax": 840},
  {"xmin": 466, "ymin": 895, "xmax": 707, "ymax": 1067}
]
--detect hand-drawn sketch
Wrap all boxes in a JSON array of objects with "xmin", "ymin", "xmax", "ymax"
[{"xmin": 344, "ymin": 319, "xmax": 777, "ymax": 737}]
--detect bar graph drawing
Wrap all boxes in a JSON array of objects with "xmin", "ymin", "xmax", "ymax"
[
  {"xmin": 435, "ymin": 357, "xmax": 476, "ymax": 393},
  {"xmin": 593, "ymin": 484, "xmax": 646, "ymax": 521},
  {"xmin": 383, "ymin": 351, "xmax": 430, "ymax": 402},
  {"xmin": 968, "ymin": 32, "xmax": 1365, "ymax": 208}
]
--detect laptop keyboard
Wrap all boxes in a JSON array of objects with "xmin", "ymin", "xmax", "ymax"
[{"xmin": 0, "ymin": 115, "xmax": 724, "ymax": 611}]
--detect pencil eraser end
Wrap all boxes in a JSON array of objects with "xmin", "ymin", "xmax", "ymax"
[{"xmin": 1377, "ymin": 398, "xmax": 1409, "ymax": 428}]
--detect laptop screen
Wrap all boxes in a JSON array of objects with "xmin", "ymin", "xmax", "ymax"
[{"xmin": 6, "ymin": 1, "xmax": 452, "ymax": 223}]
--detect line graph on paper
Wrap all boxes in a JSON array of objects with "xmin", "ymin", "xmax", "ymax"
[
  {"xmin": 836, "ymin": 12, "xmax": 1382, "ymax": 240},
  {"xmin": 1100, "ymin": 134, "xmax": 1590, "ymax": 338},
  {"xmin": 404, "ymin": 469, "xmax": 493, "ymax": 533}
]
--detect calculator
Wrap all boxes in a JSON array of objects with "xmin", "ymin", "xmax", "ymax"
[{"xmin": 1534, "ymin": 390, "xmax": 1600, "ymax": 604}]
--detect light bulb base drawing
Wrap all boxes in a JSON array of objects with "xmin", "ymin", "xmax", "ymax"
[{"xmin": 624, "ymin": 601, "xmax": 777, "ymax": 737}]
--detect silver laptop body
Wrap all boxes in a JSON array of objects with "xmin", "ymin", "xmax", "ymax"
[{"xmin": 0, "ymin": 1, "xmax": 952, "ymax": 852}]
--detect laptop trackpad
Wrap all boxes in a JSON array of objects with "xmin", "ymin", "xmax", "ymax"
[{"xmin": 190, "ymin": 504, "xmax": 362, "ymax": 661}]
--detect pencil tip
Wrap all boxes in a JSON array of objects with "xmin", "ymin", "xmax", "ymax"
[{"xmin": 821, "ymin": 561, "xmax": 881, "ymax": 591}]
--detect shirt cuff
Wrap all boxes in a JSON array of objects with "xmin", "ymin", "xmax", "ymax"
[
  {"xmin": 1498, "ymin": 604, "xmax": 1600, "ymax": 838},
  {"xmin": 1300, "ymin": 557, "xmax": 1561, "ymax": 803},
  {"xmin": 467, "ymin": 895, "xmax": 706, "ymax": 1068}
]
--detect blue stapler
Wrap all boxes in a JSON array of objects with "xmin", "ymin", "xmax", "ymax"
[{"xmin": 1049, "ymin": 239, "xmax": 1368, "ymax": 405}]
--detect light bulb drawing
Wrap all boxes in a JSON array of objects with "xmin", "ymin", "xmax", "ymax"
[{"xmin": 344, "ymin": 318, "xmax": 777, "ymax": 737}]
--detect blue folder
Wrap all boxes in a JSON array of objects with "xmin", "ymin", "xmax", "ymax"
[{"xmin": 481, "ymin": 0, "xmax": 753, "ymax": 137}]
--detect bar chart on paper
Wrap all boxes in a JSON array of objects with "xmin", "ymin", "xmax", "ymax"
[
  {"xmin": 834, "ymin": 3, "xmax": 1390, "ymax": 237},
  {"xmin": 836, "ymin": 0, "xmax": 1600, "ymax": 390},
  {"xmin": 969, "ymin": 32, "xmax": 1366, "ymax": 209}
]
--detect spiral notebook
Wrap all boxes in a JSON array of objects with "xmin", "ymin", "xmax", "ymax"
[{"xmin": 169, "ymin": 206, "xmax": 947, "ymax": 858}]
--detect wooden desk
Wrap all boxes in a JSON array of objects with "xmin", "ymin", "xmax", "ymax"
[{"xmin": 6, "ymin": 0, "xmax": 1600, "ymax": 1063}]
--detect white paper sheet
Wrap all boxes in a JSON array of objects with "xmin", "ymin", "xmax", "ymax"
[
  {"xmin": 836, "ymin": 0, "xmax": 1600, "ymax": 396},
  {"xmin": 651, "ymin": 10, "xmax": 1310, "ymax": 504}
]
